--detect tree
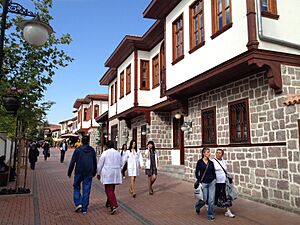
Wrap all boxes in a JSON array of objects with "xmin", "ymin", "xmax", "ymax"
[{"xmin": 0, "ymin": 0, "xmax": 73, "ymax": 138}]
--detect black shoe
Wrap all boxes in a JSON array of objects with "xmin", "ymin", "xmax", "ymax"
[
  {"xmin": 209, "ymin": 216, "xmax": 215, "ymax": 221},
  {"xmin": 75, "ymin": 205, "xmax": 82, "ymax": 212},
  {"xmin": 195, "ymin": 209, "xmax": 200, "ymax": 215}
]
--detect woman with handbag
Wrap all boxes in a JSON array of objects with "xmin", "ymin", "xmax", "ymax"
[
  {"xmin": 195, "ymin": 147, "xmax": 216, "ymax": 221},
  {"xmin": 212, "ymin": 149, "xmax": 235, "ymax": 218},
  {"xmin": 145, "ymin": 141, "xmax": 158, "ymax": 195}
]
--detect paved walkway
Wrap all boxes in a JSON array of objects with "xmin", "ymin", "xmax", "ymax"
[{"xmin": 0, "ymin": 148, "xmax": 299, "ymax": 225}]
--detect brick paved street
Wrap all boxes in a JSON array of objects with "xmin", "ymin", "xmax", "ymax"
[{"xmin": 1, "ymin": 148, "xmax": 299, "ymax": 225}]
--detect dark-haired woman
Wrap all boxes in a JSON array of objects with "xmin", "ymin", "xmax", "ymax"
[
  {"xmin": 145, "ymin": 141, "xmax": 158, "ymax": 195},
  {"xmin": 120, "ymin": 144, "xmax": 128, "ymax": 179},
  {"xmin": 195, "ymin": 147, "xmax": 216, "ymax": 221},
  {"xmin": 123, "ymin": 140, "xmax": 143, "ymax": 198}
]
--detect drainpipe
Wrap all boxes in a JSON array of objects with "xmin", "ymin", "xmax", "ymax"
[{"xmin": 255, "ymin": 0, "xmax": 300, "ymax": 50}]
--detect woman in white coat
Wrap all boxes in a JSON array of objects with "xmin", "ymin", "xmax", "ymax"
[
  {"xmin": 123, "ymin": 140, "xmax": 143, "ymax": 198},
  {"xmin": 97, "ymin": 141, "xmax": 123, "ymax": 214}
]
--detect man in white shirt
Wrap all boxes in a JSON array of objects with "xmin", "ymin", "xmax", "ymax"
[{"xmin": 97, "ymin": 140, "xmax": 122, "ymax": 215}]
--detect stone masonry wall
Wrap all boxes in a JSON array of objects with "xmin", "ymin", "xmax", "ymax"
[
  {"xmin": 184, "ymin": 65, "xmax": 300, "ymax": 213},
  {"xmin": 88, "ymin": 128, "xmax": 98, "ymax": 149}
]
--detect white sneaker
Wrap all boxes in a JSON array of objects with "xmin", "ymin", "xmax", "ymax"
[
  {"xmin": 75, "ymin": 204, "xmax": 82, "ymax": 212},
  {"xmin": 225, "ymin": 211, "xmax": 235, "ymax": 218}
]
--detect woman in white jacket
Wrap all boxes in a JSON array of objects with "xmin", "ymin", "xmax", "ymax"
[
  {"xmin": 123, "ymin": 140, "xmax": 143, "ymax": 198},
  {"xmin": 145, "ymin": 141, "xmax": 158, "ymax": 195}
]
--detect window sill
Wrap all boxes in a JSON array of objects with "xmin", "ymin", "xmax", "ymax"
[
  {"xmin": 261, "ymin": 11, "xmax": 279, "ymax": 20},
  {"xmin": 140, "ymin": 88, "xmax": 150, "ymax": 91},
  {"xmin": 211, "ymin": 22, "xmax": 233, "ymax": 40},
  {"xmin": 126, "ymin": 91, "xmax": 131, "ymax": 95},
  {"xmin": 189, "ymin": 41, "xmax": 205, "ymax": 54},
  {"xmin": 171, "ymin": 54, "xmax": 184, "ymax": 65},
  {"xmin": 119, "ymin": 95, "xmax": 124, "ymax": 100}
]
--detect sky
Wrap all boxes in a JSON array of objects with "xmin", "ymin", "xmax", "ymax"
[{"xmin": 19, "ymin": 0, "xmax": 154, "ymax": 124}]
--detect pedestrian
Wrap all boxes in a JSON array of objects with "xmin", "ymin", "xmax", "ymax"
[
  {"xmin": 123, "ymin": 140, "xmax": 143, "ymax": 198},
  {"xmin": 212, "ymin": 149, "xmax": 235, "ymax": 218},
  {"xmin": 28, "ymin": 141, "xmax": 39, "ymax": 170},
  {"xmin": 42, "ymin": 141, "xmax": 50, "ymax": 161},
  {"xmin": 195, "ymin": 147, "xmax": 216, "ymax": 221},
  {"xmin": 60, "ymin": 139, "xmax": 68, "ymax": 163},
  {"xmin": 67, "ymin": 135, "xmax": 97, "ymax": 214},
  {"xmin": 145, "ymin": 140, "xmax": 158, "ymax": 195},
  {"xmin": 120, "ymin": 143, "xmax": 128, "ymax": 179},
  {"xmin": 97, "ymin": 140, "xmax": 122, "ymax": 215}
]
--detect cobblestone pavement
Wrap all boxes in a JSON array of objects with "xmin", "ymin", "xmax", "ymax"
[{"xmin": 0, "ymin": 148, "xmax": 299, "ymax": 225}]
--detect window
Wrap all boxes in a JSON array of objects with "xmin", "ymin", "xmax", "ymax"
[
  {"xmin": 120, "ymin": 71, "xmax": 124, "ymax": 99},
  {"xmin": 152, "ymin": 54, "xmax": 159, "ymax": 88},
  {"xmin": 110, "ymin": 84, "xmax": 114, "ymax": 105},
  {"xmin": 172, "ymin": 14, "xmax": 184, "ymax": 64},
  {"xmin": 261, "ymin": 0, "xmax": 278, "ymax": 19},
  {"xmin": 141, "ymin": 125, "xmax": 147, "ymax": 149},
  {"xmin": 94, "ymin": 105, "xmax": 99, "ymax": 118},
  {"xmin": 189, "ymin": 0, "xmax": 205, "ymax": 53},
  {"xmin": 140, "ymin": 60, "xmax": 150, "ymax": 90},
  {"xmin": 229, "ymin": 99, "xmax": 250, "ymax": 143},
  {"xmin": 114, "ymin": 81, "xmax": 117, "ymax": 103},
  {"xmin": 126, "ymin": 65, "xmax": 131, "ymax": 95},
  {"xmin": 202, "ymin": 107, "xmax": 216, "ymax": 145},
  {"xmin": 83, "ymin": 108, "xmax": 88, "ymax": 121},
  {"xmin": 211, "ymin": 0, "xmax": 232, "ymax": 39},
  {"xmin": 78, "ymin": 110, "xmax": 81, "ymax": 123}
]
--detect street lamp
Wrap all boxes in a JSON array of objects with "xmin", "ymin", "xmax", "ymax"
[{"xmin": 0, "ymin": 0, "xmax": 53, "ymax": 80}]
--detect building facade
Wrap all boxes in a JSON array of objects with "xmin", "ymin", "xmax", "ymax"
[{"xmin": 100, "ymin": 0, "xmax": 300, "ymax": 212}]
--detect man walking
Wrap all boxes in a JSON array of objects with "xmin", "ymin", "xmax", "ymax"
[
  {"xmin": 97, "ymin": 140, "xmax": 123, "ymax": 215},
  {"xmin": 43, "ymin": 141, "xmax": 50, "ymax": 161},
  {"xmin": 67, "ymin": 135, "xmax": 97, "ymax": 214},
  {"xmin": 28, "ymin": 141, "xmax": 39, "ymax": 170},
  {"xmin": 60, "ymin": 139, "xmax": 68, "ymax": 163}
]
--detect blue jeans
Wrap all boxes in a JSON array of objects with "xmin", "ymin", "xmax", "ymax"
[
  {"xmin": 73, "ymin": 175, "xmax": 92, "ymax": 212},
  {"xmin": 195, "ymin": 179, "xmax": 216, "ymax": 218}
]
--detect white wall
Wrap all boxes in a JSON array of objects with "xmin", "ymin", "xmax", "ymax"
[
  {"xmin": 116, "ymin": 53, "xmax": 135, "ymax": 114},
  {"xmin": 165, "ymin": 0, "xmax": 249, "ymax": 90},
  {"xmin": 257, "ymin": 0, "xmax": 300, "ymax": 55}
]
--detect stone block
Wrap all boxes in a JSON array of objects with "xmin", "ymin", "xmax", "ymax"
[
  {"xmin": 277, "ymin": 180, "xmax": 289, "ymax": 190},
  {"xmin": 241, "ymin": 167, "xmax": 250, "ymax": 175},
  {"xmin": 236, "ymin": 153, "xmax": 245, "ymax": 160},
  {"xmin": 252, "ymin": 190, "xmax": 262, "ymax": 198},
  {"xmin": 265, "ymin": 159, "xmax": 277, "ymax": 169},
  {"xmin": 268, "ymin": 147, "xmax": 281, "ymax": 157},
  {"xmin": 274, "ymin": 190, "xmax": 282, "ymax": 199},
  {"xmin": 257, "ymin": 160, "xmax": 264, "ymax": 168},
  {"xmin": 262, "ymin": 187, "xmax": 269, "ymax": 199},
  {"xmin": 290, "ymin": 184, "xmax": 300, "ymax": 196},
  {"xmin": 294, "ymin": 174, "xmax": 300, "ymax": 185},
  {"xmin": 295, "ymin": 197, "xmax": 300, "ymax": 208},
  {"xmin": 248, "ymin": 160, "xmax": 256, "ymax": 168},
  {"xmin": 266, "ymin": 170, "xmax": 278, "ymax": 178},
  {"xmin": 233, "ymin": 161, "xmax": 240, "ymax": 173},
  {"xmin": 274, "ymin": 108, "xmax": 284, "ymax": 120},
  {"xmin": 275, "ymin": 131, "xmax": 286, "ymax": 141},
  {"xmin": 277, "ymin": 159, "xmax": 288, "ymax": 169},
  {"xmin": 255, "ymin": 169, "xmax": 265, "ymax": 177}
]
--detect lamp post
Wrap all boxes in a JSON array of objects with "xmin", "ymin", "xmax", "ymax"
[{"xmin": 0, "ymin": 0, "xmax": 53, "ymax": 80}]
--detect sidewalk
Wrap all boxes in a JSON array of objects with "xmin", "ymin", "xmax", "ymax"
[{"xmin": 0, "ymin": 148, "xmax": 299, "ymax": 225}]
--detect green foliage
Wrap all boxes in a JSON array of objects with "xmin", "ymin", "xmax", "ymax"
[{"xmin": 0, "ymin": 0, "xmax": 73, "ymax": 138}]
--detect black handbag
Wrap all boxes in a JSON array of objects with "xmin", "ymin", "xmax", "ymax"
[{"xmin": 194, "ymin": 162, "xmax": 209, "ymax": 189}]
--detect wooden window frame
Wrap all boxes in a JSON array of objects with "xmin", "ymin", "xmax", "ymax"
[
  {"xmin": 261, "ymin": 0, "xmax": 279, "ymax": 20},
  {"xmin": 140, "ymin": 60, "xmax": 150, "ymax": 90},
  {"xmin": 228, "ymin": 98, "xmax": 251, "ymax": 144},
  {"xmin": 114, "ymin": 81, "xmax": 117, "ymax": 103},
  {"xmin": 211, "ymin": 0, "xmax": 232, "ymax": 39},
  {"xmin": 172, "ymin": 14, "xmax": 184, "ymax": 65},
  {"xmin": 126, "ymin": 64, "xmax": 131, "ymax": 95},
  {"xmin": 120, "ymin": 71, "xmax": 124, "ymax": 99},
  {"xmin": 173, "ymin": 117, "xmax": 183, "ymax": 149},
  {"xmin": 94, "ymin": 105, "xmax": 99, "ymax": 119},
  {"xmin": 189, "ymin": 0, "xmax": 205, "ymax": 54},
  {"xmin": 298, "ymin": 120, "xmax": 300, "ymax": 149},
  {"xmin": 132, "ymin": 127, "xmax": 137, "ymax": 142},
  {"xmin": 110, "ymin": 84, "xmax": 114, "ymax": 106},
  {"xmin": 201, "ymin": 107, "xmax": 217, "ymax": 145},
  {"xmin": 152, "ymin": 54, "xmax": 160, "ymax": 89},
  {"xmin": 83, "ymin": 108, "xmax": 88, "ymax": 121}
]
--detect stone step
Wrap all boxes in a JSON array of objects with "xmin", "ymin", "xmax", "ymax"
[{"xmin": 159, "ymin": 165, "xmax": 186, "ymax": 180}]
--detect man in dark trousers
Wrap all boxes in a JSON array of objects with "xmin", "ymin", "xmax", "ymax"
[
  {"xmin": 28, "ymin": 141, "xmax": 39, "ymax": 170},
  {"xmin": 43, "ymin": 141, "xmax": 50, "ymax": 161},
  {"xmin": 67, "ymin": 135, "xmax": 97, "ymax": 214}
]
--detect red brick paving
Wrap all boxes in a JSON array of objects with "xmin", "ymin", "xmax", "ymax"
[{"xmin": 0, "ymin": 147, "xmax": 299, "ymax": 225}]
